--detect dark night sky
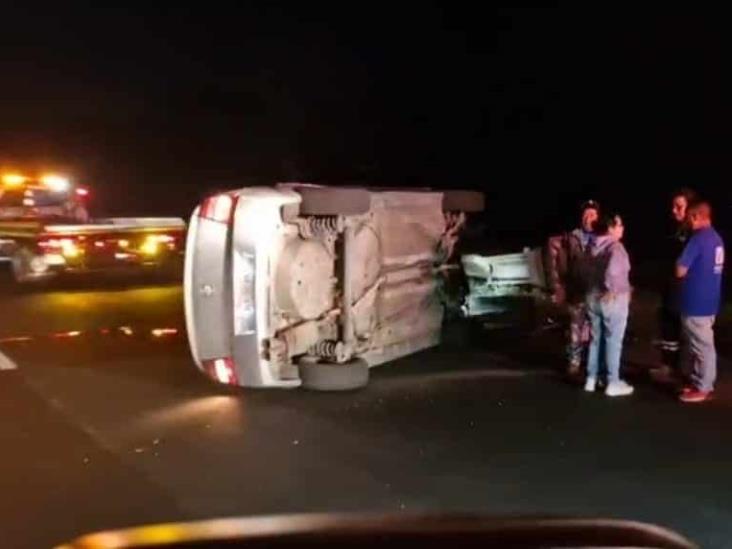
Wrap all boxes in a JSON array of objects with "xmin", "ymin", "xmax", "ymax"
[{"xmin": 1, "ymin": 6, "xmax": 730, "ymax": 252}]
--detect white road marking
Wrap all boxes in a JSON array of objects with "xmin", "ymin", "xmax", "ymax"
[{"xmin": 0, "ymin": 349, "xmax": 18, "ymax": 371}]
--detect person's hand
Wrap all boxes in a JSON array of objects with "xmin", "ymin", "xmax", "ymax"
[
  {"xmin": 551, "ymin": 286, "xmax": 566, "ymax": 305},
  {"xmin": 601, "ymin": 292, "xmax": 615, "ymax": 303}
]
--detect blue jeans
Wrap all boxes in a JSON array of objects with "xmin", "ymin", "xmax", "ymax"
[
  {"xmin": 586, "ymin": 292, "xmax": 630, "ymax": 383},
  {"xmin": 681, "ymin": 316, "xmax": 717, "ymax": 392}
]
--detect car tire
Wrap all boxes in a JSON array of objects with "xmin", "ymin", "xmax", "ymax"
[
  {"xmin": 442, "ymin": 190, "xmax": 484, "ymax": 212},
  {"xmin": 299, "ymin": 357, "xmax": 369, "ymax": 391},
  {"xmin": 295, "ymin": 187, "xmax": 371, "ymax": 216}
]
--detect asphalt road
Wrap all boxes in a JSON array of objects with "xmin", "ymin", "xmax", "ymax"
[{"xmin": 0, "ymin": 278, "xmax": 730, "ymax": 548}]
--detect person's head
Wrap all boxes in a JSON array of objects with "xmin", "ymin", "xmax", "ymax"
[
  {"xmin": 687, "ymin": 201, "xmax": 712, "ymax": 231},
  {"xmin": 580, "ymin": 200, "xmax": 600, "ymax": 232},
  {"xmin": 593, "ymin": 213, "xmax": 625, "ymax": 242},
  {"xmin": 671, "ymin": 188, "xmax": 698, "ymax": 224}
]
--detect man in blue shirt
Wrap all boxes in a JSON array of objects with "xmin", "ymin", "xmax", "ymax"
[{"xmin": 676, "ymin": 201, "xmax": 725, "ymax": 403}]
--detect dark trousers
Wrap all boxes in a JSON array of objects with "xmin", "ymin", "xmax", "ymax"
[
  {"xmin": 567, "ymin": 302, "xmax": 590, "ymax": 370},
  {"xmin": 658, "ymin": 302, "xmax": 681, "ymax": 371}
]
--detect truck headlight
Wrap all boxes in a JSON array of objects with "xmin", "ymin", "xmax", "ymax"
[
  {"xmin": 60, "ymin": 239, "xmax": 81, "ymax": 258},
  {"xmin": 140, "ymin": 234, "xmax": 174, "ymax": 256},
  {"xmin": 140, "ymin": 235, "xmax": 160, "ymax": 256}
]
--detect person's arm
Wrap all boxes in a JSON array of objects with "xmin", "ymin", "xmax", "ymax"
[
  {"xmin": 604, "ymin": 243, "xmax": 629, "ymax": 294},
  {"xmin": 547, "ymin": 234, "xmax": 567, "ymax": 304},
  {"xmin": 676, "ymin": 237, "xmax": 699, "ymax": 279}
]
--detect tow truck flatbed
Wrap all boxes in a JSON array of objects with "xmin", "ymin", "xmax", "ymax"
[
  {"xmin": 0, "ymin": 217, "xmax": 185, "ymax": 237},
  {"xmin": 0, "ymin": 218, "xmax": 186, "ymax": 284},
  {"xmin": 0, "ymin": 174, "xmax": 186, "ymax": 284}
]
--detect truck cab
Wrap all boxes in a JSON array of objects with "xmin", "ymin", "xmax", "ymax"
[{"xmin": 0, "ymin": 174, "xmax": 89, "ymax": 223}]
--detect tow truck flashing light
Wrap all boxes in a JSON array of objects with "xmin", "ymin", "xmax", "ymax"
[
  {"xmin": 40, "ymin": 174, "xmax": 71, "ymax": 192},
  {"xmin": 2, "ymin": 174, "xmax": 27, "ymax": 187},
  {"xmin": 2, "ymin": 173, "xmax": 73, "ymax": 192}
]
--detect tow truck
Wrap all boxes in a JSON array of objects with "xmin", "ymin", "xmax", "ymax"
[{"xmin": 0, "ymin": 173, "xmax": 186, "ymax": 284}]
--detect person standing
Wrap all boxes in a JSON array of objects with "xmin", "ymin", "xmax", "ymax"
[
  {"xmin": 547, "ymin": 200, "xmax": 599, "ymax": 377},
  {"xmin": 655, "ymin": 188, "xmax": 697, "ymax": 380},
  {"xmin": 584, "ymin": 214, "xmax": 634, "ymax": 397},
  {"xmin": 676, "ymin": 201, "xmax": 724, "ymax": 403}
]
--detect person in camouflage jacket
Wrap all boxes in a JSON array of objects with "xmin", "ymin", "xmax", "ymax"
[{"xmin": 547, "ymin": 200, "xmax": 600, "ymax": 376}]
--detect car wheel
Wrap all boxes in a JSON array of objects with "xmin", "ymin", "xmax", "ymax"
[
  {"xmin": 442, "ymin": 190, "xmax": 484, "ymax": 212},
  {"xmin": 295, "ymin": 187, "xmax": 371, "ymax": 216},
  {"xmin": 299, "ymin": 357, "xmax": 369, "ymax": 391}
]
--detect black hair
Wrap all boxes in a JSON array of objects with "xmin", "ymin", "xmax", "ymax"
[
  {"xmin": 688, "ymin": 200, "xmax": 712, "ymax": 220},
  {"xmin": 592, "ymin": 213, "xmax": 623, "ymax": 236},
  {"xmin": 672, "ymin": 187, "xmax": 698, "ymax": 204}
]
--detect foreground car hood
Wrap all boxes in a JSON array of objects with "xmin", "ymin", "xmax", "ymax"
[{"xmin": 58, "ymin": 513, "xmax": 697, "ymax": 549}]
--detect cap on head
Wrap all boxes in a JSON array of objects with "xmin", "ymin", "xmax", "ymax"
[
  {"xmin": 579, "ymin": 199, "xmax": 600, "ymax": 232},
  {"xmin": 580, "ymin": 199, "xmax": 600, "ymax": 214}
]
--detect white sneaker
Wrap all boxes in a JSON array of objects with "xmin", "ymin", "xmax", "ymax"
[
  {"xmin": 584, "ymin": 377, "xmax": 597, "ymax": 392},
  {"xmin": 605, "ymin": 380, "xmax": 634, "ymax": 397}
]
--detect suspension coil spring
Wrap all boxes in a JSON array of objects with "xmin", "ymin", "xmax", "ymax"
[
  {"xmin": 309, "ymin": 340, "xmax": 343, "ymax": 360},
  {"xmin": 307, "ymin": 216, "xmax": 341, "ymax": 236}
]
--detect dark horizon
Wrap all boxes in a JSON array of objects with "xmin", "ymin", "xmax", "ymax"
[{"xmin": 2, "ymin": 7, "xmax": 730, "ymax": 249}]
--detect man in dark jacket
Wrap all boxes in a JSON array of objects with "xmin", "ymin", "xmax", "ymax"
[
  {"xmin": 548, "ymin": 200, "xmax": 600, "ymax": 376},
  {"xmin": 655, "ymin": 188, "xmax": 697, "ymax": 381}
]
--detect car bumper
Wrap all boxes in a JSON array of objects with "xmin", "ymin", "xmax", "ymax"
[{"xmin": 184, "ymin": 202, "xmax": 298, "ymax": 388}]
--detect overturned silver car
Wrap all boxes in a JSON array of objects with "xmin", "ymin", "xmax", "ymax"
[{"xmin": 184, "ymin": 184, "xmax": 552, "ymax": 391}]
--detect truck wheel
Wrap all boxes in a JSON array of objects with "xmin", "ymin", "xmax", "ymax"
[
  {"xmin": 296, "ymin": 187, "xmax": 371, "ymax": 216},
  {"xmin": 299, "ymin": 357, "xmax": 369, "ymax": 391},
  {"xmin": 443, "ymin": 190, "xmax": 484, "ymax": 213},
  {"xmin": 11, "ymin": 248, "xmax": 34, "ymax": 284}
]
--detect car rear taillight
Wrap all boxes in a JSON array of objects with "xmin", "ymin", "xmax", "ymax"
[
  {"xmin": 202, "ymin": 357, "xmax": 239, "ymax": 385},
  {"xmin": 199, "ymin": 194, "xmax": 236, "ymax": 224}
]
